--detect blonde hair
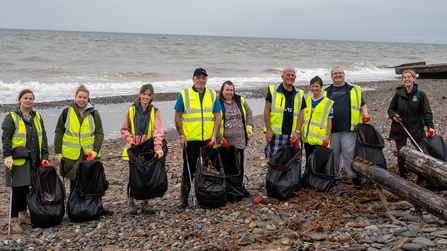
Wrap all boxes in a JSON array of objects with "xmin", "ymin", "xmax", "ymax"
[
  {"xmin": 402, "ymin": 70, "xmax": 417, "ymax": 79},
  {"xmin": 76, "ymin": 84, "xmax": 89, "ymax": 96}
]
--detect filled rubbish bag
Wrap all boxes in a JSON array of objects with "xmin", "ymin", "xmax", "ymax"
[
  {"xmin": 266, "ymin": 146, "xmax": 302, "ymax": 200},
  {"xmin": 127, "ymin": 139, "xmax": 169, "ymax": 200},
  {"xmin": 195, "ymin": 146, "xmax": 226, "ymax": 209},
  {"xmin": 418, "ymin": 135, "xmax": 447, "ymax": 190},
  {"xmin": 67, "ymin": 159, "xmax": 109, "ymax": 222},
  {"xmin": 217, "ymin": 145, "xmax": 246, "ymax": 202},
  {"xmin": 27, "ymin": 165, "xmax": 65, "ymax": 228},
  {"xmin": 355, "ymin": 123, "xmax": 387, "ymax": 169},
  {"xmin": 301, "ymin": 146, "xmax": 336, "ymax": 192}
]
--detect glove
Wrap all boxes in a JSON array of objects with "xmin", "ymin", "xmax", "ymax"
[
  {"xmin": 155, "ymin": 150, "xmax": 164, "ymax": 159},
  {"xmin": 362, "ymin": 116, "xmax": 371, "ymax": 124},
  {"xmin": 41, "ymin": 160, "xmax": 49, "ymax": 166},
  {"xmin": 4, "ymin": 156, "xmax": 13, "ymax": 171},
  {"xmin": 393, "ymin": 114, "xmax": 402, "ymax": 123},
  {"xmin": 427, "ymin": 128, "xmax": 435, "ymax": 138},
  {"xmin": 221, "ymin": 139, "xmax": 228, "ymax": 147},
  {"xmin": 55, "ymin": 154, "xmax": 63, "ymax": 165},
  {"xmin": 90, "ymin": 151, "xmax": 97, "ymax": 159},
  {"xmin": 322, "ymin": 140, "xmax": 329, "ymax": 147},
  {"xmin": 246, "ymin": 125, "xmax": 253, "ymax": 139}
]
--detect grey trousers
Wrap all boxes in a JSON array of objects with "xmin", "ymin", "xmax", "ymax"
[{"xmin": 330, "ymin": 131, "xmax": 358, "ymax": 179}]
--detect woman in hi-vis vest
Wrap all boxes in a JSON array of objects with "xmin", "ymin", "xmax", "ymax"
[
  {"xmin": 301, "ymin": 76, "xmax": 333, "ymax": 163},
  {"xmin": 121, "ymin": 84, "xmax": 164, "ymax": 215},
  {"xmin": 2, "ymin": 89, "xmax": 49, "ymax": 234},
  {"xmin": 54, "ymin": 85, "xmax": 112, "ymax": 216}
]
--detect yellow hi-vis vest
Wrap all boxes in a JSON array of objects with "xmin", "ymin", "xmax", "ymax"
[
  {"xmin": 181, "ymin": 87, "xmax": 216, "ymax": 141},
  {"xmin": 121, "ymin": 105, "xmax": 155, "ymax": 161},
  {"xmin": 264, "ymin": 84, "xmax": 304, "ymax": 135},
  {"xmin": 219, "ymin": 96, "xmax": 246, "ymax": 136},
  {"xmin": 323, "ymin": 83, "xmax": 362, "ymax": 131},
  {"xmin": 62, "ymin": 107, "xmax": 98, "ymax": 160},
  {"xmin": 301, "ymin": 96, "xmax": 334, "ymax": 146},
  {"xmin": 10, "ymin": 112, "xmax": 44, "ymax": 166}
]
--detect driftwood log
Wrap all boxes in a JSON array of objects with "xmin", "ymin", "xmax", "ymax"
[
  {"xmin": 352, "ymin": 157, "xmax": 447, "ymax": 221},
  {"xmin": 399, "ymin": 145, "xmax": 447, "ymax": 188}
]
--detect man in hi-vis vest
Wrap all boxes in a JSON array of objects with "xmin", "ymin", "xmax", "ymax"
[
  {"xmin": 263, "ymin": 67, "xmax": 306, "ymax": 158},
  {"xmin": 323, "ymin": 67, "xmax": 370, "ymax": 190},
  {"xmin": 174, "ymin": 68, "xmax": 222, "ymax": 209}
]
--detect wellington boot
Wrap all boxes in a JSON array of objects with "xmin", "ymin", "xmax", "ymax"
[
  {"xmin": 18, "ymin": 210, "xmax": 32, "ymax": 225},
  {"xmin": 10, "ymin": 217, "xmax": 24, "ymax": 234},
  {"xmin": 179, "ymin": 176, "xmax": 191, "ymax": 208}
]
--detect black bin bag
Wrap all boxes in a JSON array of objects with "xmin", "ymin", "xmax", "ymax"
[
  {"xmin": 127, "ymin": 139, "xmax": 169, "ymax": 200},
  {"xmin": 355, "ymin": 123, "xmax": 387, "ymax": 169},
  {"xmin": 27, "ymin": 165, "xmax": 65, "ymax": 228},
  {"xmin": 266, "ymin": 146, "xmax": 302, "ymax": 200},
  {"xmin": 195, "ymin": 146, "xmax": 226, "ymax": 209},
  {"xmin": 217, "ymin": 145, "xmax": 246, "ymax": 202},
  {"xmin": 418, "ymin": 135, "xmax": 447, "ymax": 191},
  {"xmin": 67, "ymin": 159, "xmax": 109, "ymax": 222},
  {"xmin": 302, "ymin": 146, "xmax": 336, "ymax": 192}
]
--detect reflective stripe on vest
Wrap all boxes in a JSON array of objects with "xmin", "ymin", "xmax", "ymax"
[
  {"xmin": 122, "ymin": 105, "xmax": 155, "ymax": 161},
  {"xmin": 219, "ymin": 97, "xmax": 246, "ymax": 136},
  {"xmin": 301, "ymin": 97, "xmax": 334, "ymax": 145},
  {"xmin": 264, "ymin": 84, "xmax": 304, "ymax": 135},
  {"xmin": 10, "ymin": 112, "xmax": 43, "ymax": 166},
  {"xmin": 323, "ymin": 83, "xmax": 362, "ymax": 131},
  {"xmin": 62, "ymin": 107, "xmax": 97, "ymax": 160},
  {"xmin": 181, "ymin": 88, "xmax": 216, "ymax": 141}
]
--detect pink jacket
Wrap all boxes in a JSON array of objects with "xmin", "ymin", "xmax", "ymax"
[{"xmin": 120, "ymin": 107, "xmax": 164, "ymax": 152}]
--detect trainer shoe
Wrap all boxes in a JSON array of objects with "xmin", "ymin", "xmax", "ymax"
[
  {"xmin": 353, "ymin": 177, "xmax": 363, "ymax": 190},
  {"xmin": 10, "ymin": 217, "xmax": 24, "ymax": 234},
  {"xmin": 128, "ymin": 197, "xmax": 137, "ymax": 215},
  {"xmin": 100, "ymin": 206, "xmax": 114, "ymax": 215}
]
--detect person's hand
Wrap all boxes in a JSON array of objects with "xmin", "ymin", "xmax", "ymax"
[
  {"xmin": 90, "ymin": 151, "xmax": 97, "ymax": 159},
  {"xmin": 4, "ymin": 156, "xmax": 13, "ymax": 171},
  {"xmin": 129, "ymin": 138, "xmax": 136, "ymax": 148},
  {"xmin": 427, "ymin": 128, "xmax": 435, "ymax": 138},
  {"xmin": 179, "ymin": 135, "xmax": 187, "ymax": 148},
  {"xmin": 41, "ymin": 160, "xmax": 49, "ymax": 166},
  {"xmin": 155, "ymin": 150, "xmax": 164, "ymax": 159},
  {"xmin": 246, "ymin": 125, "xmax": 253, "ymax": 139},
  {"xmin": 221, "ymin": 139, "xmax": 228, "ymax": 147},
  {"xmin": 55, "ymin": 154, "xmax": 63, "ymax": 165},
  {"xmin": 393, "ymin": 114, "xmax": 402, "ymax": 123}
]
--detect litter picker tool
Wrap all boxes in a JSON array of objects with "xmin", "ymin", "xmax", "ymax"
[
  {"xmin": 8, "ymin": 167, "xmax": 13, "ymax": 236},
  {"xmin": 387, "ymin": 114, "xmax": 424, "ymax": 153}
]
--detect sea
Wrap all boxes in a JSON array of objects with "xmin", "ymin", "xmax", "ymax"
[{"xmin": 1, "ymin": 29, "xmax": 446, "ymax": 143}]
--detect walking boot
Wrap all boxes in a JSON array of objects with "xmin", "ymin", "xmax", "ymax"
[
  {"xmin": 141, "ymin": 200, "xmax": 154, "ymax": 214},
  {"xmin": 18, "ymin": 210, "xmax": 31, "ymax": 225},
  {"xmin": 398, "ymin": 162, "xmax": 408, "ymax": 179},
  {"xmin": 10, "ymin": 217, "xmax": 23, "ymax": 234},
  {"xmin": 128, "ymin": 197, "xmax": 137, "ymax": 215},
  {"xmin": 179, "ymin": 176, "xmax": 191, "ymax": 208}
]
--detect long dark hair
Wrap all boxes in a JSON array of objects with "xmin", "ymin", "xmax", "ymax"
[{"xmin": 134, "ymin": 84, "xmax": 155, "ymax": 104}]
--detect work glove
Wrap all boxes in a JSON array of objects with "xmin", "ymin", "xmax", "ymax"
[
  {"xmin": 221, "ymin": 139, "xmax": 228, "ymax": 147},
  {"xmin": 427, "ymin": 128, "xmax": 435, "ymax": 138},
  {"xmin": 393, "ymin": 114, "xmax": 402, "ymax": 123},
  {"xmin": 41, "ymin": 160, "xmax": 49, "ymax": 166},
  {"xmin": 90, "ymin": 151, "xmax": 97, "ymax": 159},
  {"xmin": 4, "ymin": 156, "xmax": 13, "ymax": 171},
  {"xmin": 246, "ymin": 125, "xmax": 253, "ymax": 139},
  {"xmin": 322, "ymin": 140, "xmax": 329, "ymax": 147},
  {"xmin": 362, "ymin": 116, "xmax": 371, "ymax": 124},
  {"xmin": 55, "ymin": 154, "xmax": 63, "ymax": 165},
  {"xmin": 155, "ymin": 150, "xmax": 164, "ymax": 159},
  {"xmin": 129, "ymin": 140, "xmax": 136, "ymax": 148}
]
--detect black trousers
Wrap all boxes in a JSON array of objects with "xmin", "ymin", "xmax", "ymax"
[
  {"xmin": 11, "ymin": 186, "xmax": 29, "ymax": 218},
  {"xmin": 182, "ymin": 141, "xmax": 207, "ymax": 178}
]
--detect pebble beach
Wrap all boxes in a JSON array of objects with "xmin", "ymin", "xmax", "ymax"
[{"xmin": 1, "ymin": 79, "xmax": 447, "ymax": 250}]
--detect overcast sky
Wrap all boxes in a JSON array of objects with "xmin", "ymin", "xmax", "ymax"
[{"xmin": 1, "ymin": 0, "xmax": 446, "ymax": 44}]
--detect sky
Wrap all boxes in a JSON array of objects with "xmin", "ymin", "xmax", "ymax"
[{"xmin": 1, "ymin": 0, "xmax": 447, "ymax": 44}]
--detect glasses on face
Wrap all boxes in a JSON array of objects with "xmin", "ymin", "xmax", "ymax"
[{"xmin": 332, "ymin": 72, "xmax": 344, "ymax": 76}]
